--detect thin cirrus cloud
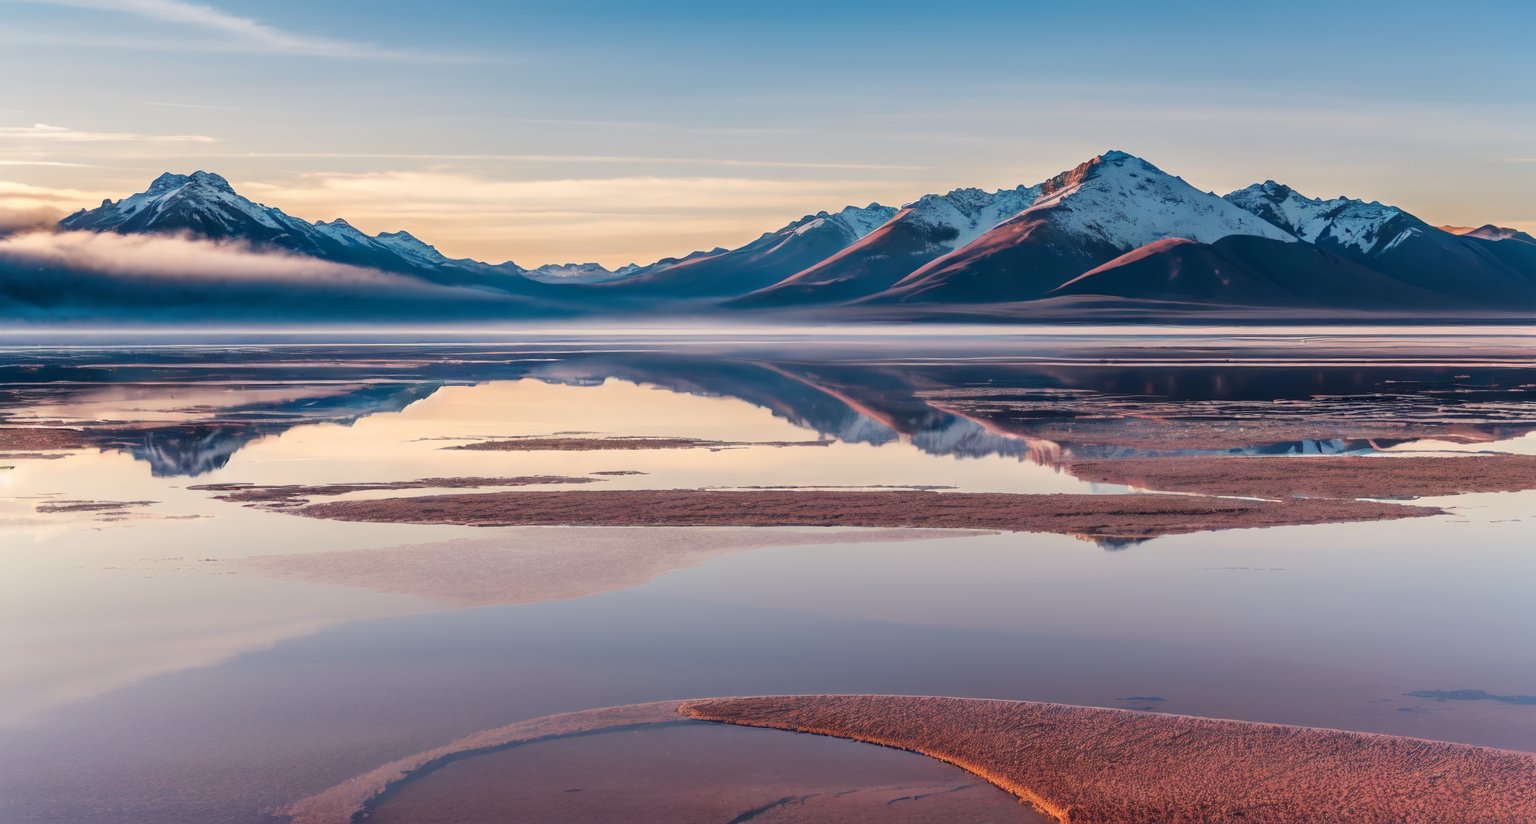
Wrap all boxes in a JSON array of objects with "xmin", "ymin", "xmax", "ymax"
[
  {"xmin": 240, "ymin": 171, "xmax": 924, "ymax": 266},
  {"xmin": 227, "ymin": 152, "xmax": 925, "ymax": 171},
  {"xmin": 0, "ymin": 124, "xmax": 215, "ymax": 143},
  {"xmin": 7, "ymin": 0, "xmax": 495, "ymax": 63},
  {"xmin": 0, "ymin": 160, "xmax": 96, "ymax": 167}
]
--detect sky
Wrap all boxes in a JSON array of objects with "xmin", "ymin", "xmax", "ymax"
[{"xmin": 1, "ymin": 0, "xmax": 1533, "ymax": 267}]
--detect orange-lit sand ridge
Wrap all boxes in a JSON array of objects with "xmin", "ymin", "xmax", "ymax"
[
  {"xmin": 284, "ymin": 702, "xmax": 689, "ymax": 824},
  {"xmin": 682, "ymin": 695, "xmax": 1536, "ymax": 824}
]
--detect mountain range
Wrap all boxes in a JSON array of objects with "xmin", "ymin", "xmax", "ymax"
[{"xmin": 20, "ymin": 151, "xmax": 1536, "ymax": 321}]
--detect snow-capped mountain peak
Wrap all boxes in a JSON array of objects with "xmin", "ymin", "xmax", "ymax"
[
  {"xmin": 790, "ymin": 203, "xmax": 897, "ymax": 239},
  {"xmin": 1013, "ymin": 150, "xmax": 1295, "ymax": 249},
  {"xmin": 1224, "ymin": 182, "xmax": 1414, "ymax": 255},
  {"xmin": 900, "ymin": 183, "xmax": 1042, "ymax": 249},
  {"xmin": 56, "ymin": 171, "xmax": 548, "ymax": 288},
  {"xmin": 62, "ymin": 170, "xmax": 291, "ymax": 237},
  {"xmin": 374, "ymin": 230, "xmax": 451, "ymax": 268}
]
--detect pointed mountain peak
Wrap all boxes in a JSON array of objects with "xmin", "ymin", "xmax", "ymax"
[
  {"xmin": 145, "ymin": 170, "xmax": 235, "ymax": 195},
  {"xmin": 1252, "ymin": 180, "xmax": 1296, "ymax": 197},
  {"xmin": 1457, "ymin": 224, "xmax": 1536, "ymax": 243},
  {"xmin": 148, "ymin": 172, "xmax": 191, "ymax": 192},
  {"xmin": 1040, "ymin": 150, "xmax": 1162, "ymax": 198},
  {"xmin": 186, "ymin": 171, "xmax": 234, "ymax": 193}
]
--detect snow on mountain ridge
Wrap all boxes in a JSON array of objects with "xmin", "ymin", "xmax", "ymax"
[
  {"xmin": 1019, "ymin": 152, "xmax": 1296, "ymax": 250},
  {"xmin": 790, "ymin": 203, "xmax": 898, "ymax": 240},
  {"xmin": 374, "ymin": 230, "xmax": 451, "ymax": 268},
  {"xmin": 524, "ymin": 262, "xmax": 633, "ymax": 283},
  {"xmin": 898, "ymin": 184, "xmax": 1043, "ymax": 251},
  {"xmin": 1224, "ymin": 181, "xmax": 1412, "ymax": 255}
]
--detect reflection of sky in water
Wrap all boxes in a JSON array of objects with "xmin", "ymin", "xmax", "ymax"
[{"xmin": 3, "ymin": 337, "xmax": 1536, "ymax": 824}]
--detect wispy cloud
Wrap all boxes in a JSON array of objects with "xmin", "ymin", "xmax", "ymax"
[
  {"xmin": 0, "ymin": 160, "xmax": 95, "ymax": 167},
  {"xmin": 0, "ymin": 230, "xmax": 406, "ymax": 284},
  {"xmin": 0, "ymin": 123, "xmax": 215, "ymax": 143},
  {"xmin": 0, "ymin": 180, "xmax": 113, "ymax": 214},
  {"xmin": 242, "ymin": 171, "xmax": 922, "ymax": 266},
  {"xmin": 0, "ymin": 206, "xmax": 65, "ymax": 235},
  {"xmin": 0, "ymin": 230, "xmax": 511, "ymax": 319},
  {"xmin": 7, "ymin": 0, "xmax": 496, "ymax": 63},
  {"xmin": 228, "ymin": 152, "xmax": 923, "ymax": 171}
]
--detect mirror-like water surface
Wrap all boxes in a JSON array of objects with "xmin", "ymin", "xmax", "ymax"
[{"xmin": 2, "ymin": 331, "xmax": 1535, "ymax": 823}]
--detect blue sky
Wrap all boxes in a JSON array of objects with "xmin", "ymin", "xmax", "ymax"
[{"xmin": 1, "ymin": 0, "xmax": 1533, "ymax": 265}]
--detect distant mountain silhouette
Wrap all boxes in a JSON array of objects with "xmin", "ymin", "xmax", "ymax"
[{"xmin": 22, "ymin": 152, "xmax": 1536, "ymax": 320}]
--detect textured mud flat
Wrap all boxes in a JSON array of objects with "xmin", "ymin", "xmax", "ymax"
[
  {"xmin": 294, "ymin": 489, "xmax": 1437, "ymax": 539},
  {"xmin": 363, "ymin": 720, "xmax": 1040, "ymax": 824},
  {"xmin": 1066, "ymin": 454, "xmax": 1536, "ymax": 499},
  {"xmin": 0, "ymin": 427, "xmax": 91, "ymax": 451},
  {"xmin": 190, "ymin": 475, "xmax": 597, "ymax": 506},
  {"xmin": 34, "ymin": 499, "xmax": 156, "ymax": 514},
  {"xmin": 682, "ymin": 695, "xmax": 1536, "ymax": 824},
  {"xmin": 449, "ymin": 436, "xmax": 830, "ymax": 451}
]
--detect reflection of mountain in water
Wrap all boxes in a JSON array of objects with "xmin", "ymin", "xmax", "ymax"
[
  {"xmin": 102, "ymin": 384, "xmax": 441, "ymax": 477},
  {"xmin": 127, "ymin": 426, "xmax": 263, "ymax": 478},
  {"xmin": 7, "ymin": 346, "xmax": 1536, "ymax": 477},
  {"xmin": 528, "ymin": 355, "xmax": 1059, "ymax": 462}
]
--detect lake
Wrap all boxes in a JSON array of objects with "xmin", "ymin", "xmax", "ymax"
[{"xmin": 3, "ymin": 328, "xmax": 1535, "ymax": 823}]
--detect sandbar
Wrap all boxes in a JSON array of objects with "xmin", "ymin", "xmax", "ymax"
[
  {"xmin": 0, "ymin": 427, "xmax": 92, "ymax": 451},
  {"xmin": 364, "ymin": 721, "xmax": 1040, "ymax": 824},
  {"xmin": 292, "ymin": 489, "xmax": 1438, "ymax": 539},
  {"xmin": 1065, "ymin": 454, "xmax": 1536, "ymax": 498},
  {"xmin": 284, "ymin": 702, "xmax": 688, "ymax": 824},
  {"xmin": 34, "ymin": 499, "xmax": 156, "ymax": 514},
  {"xmin": 190, "ymin": 475, "xmax": 597, "ymax": 506},
  {"xmin": 682, "ymin": 695, "xmax": 1536, "ymax": 824},
  {"xmin": 449, "ymin": 436, "xmax": 831, "ymax": 451}
]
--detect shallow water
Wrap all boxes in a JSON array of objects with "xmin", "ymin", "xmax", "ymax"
[{"xmin": 2, "ymin": 330, "xmax": 1535, "ymax": 823}]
